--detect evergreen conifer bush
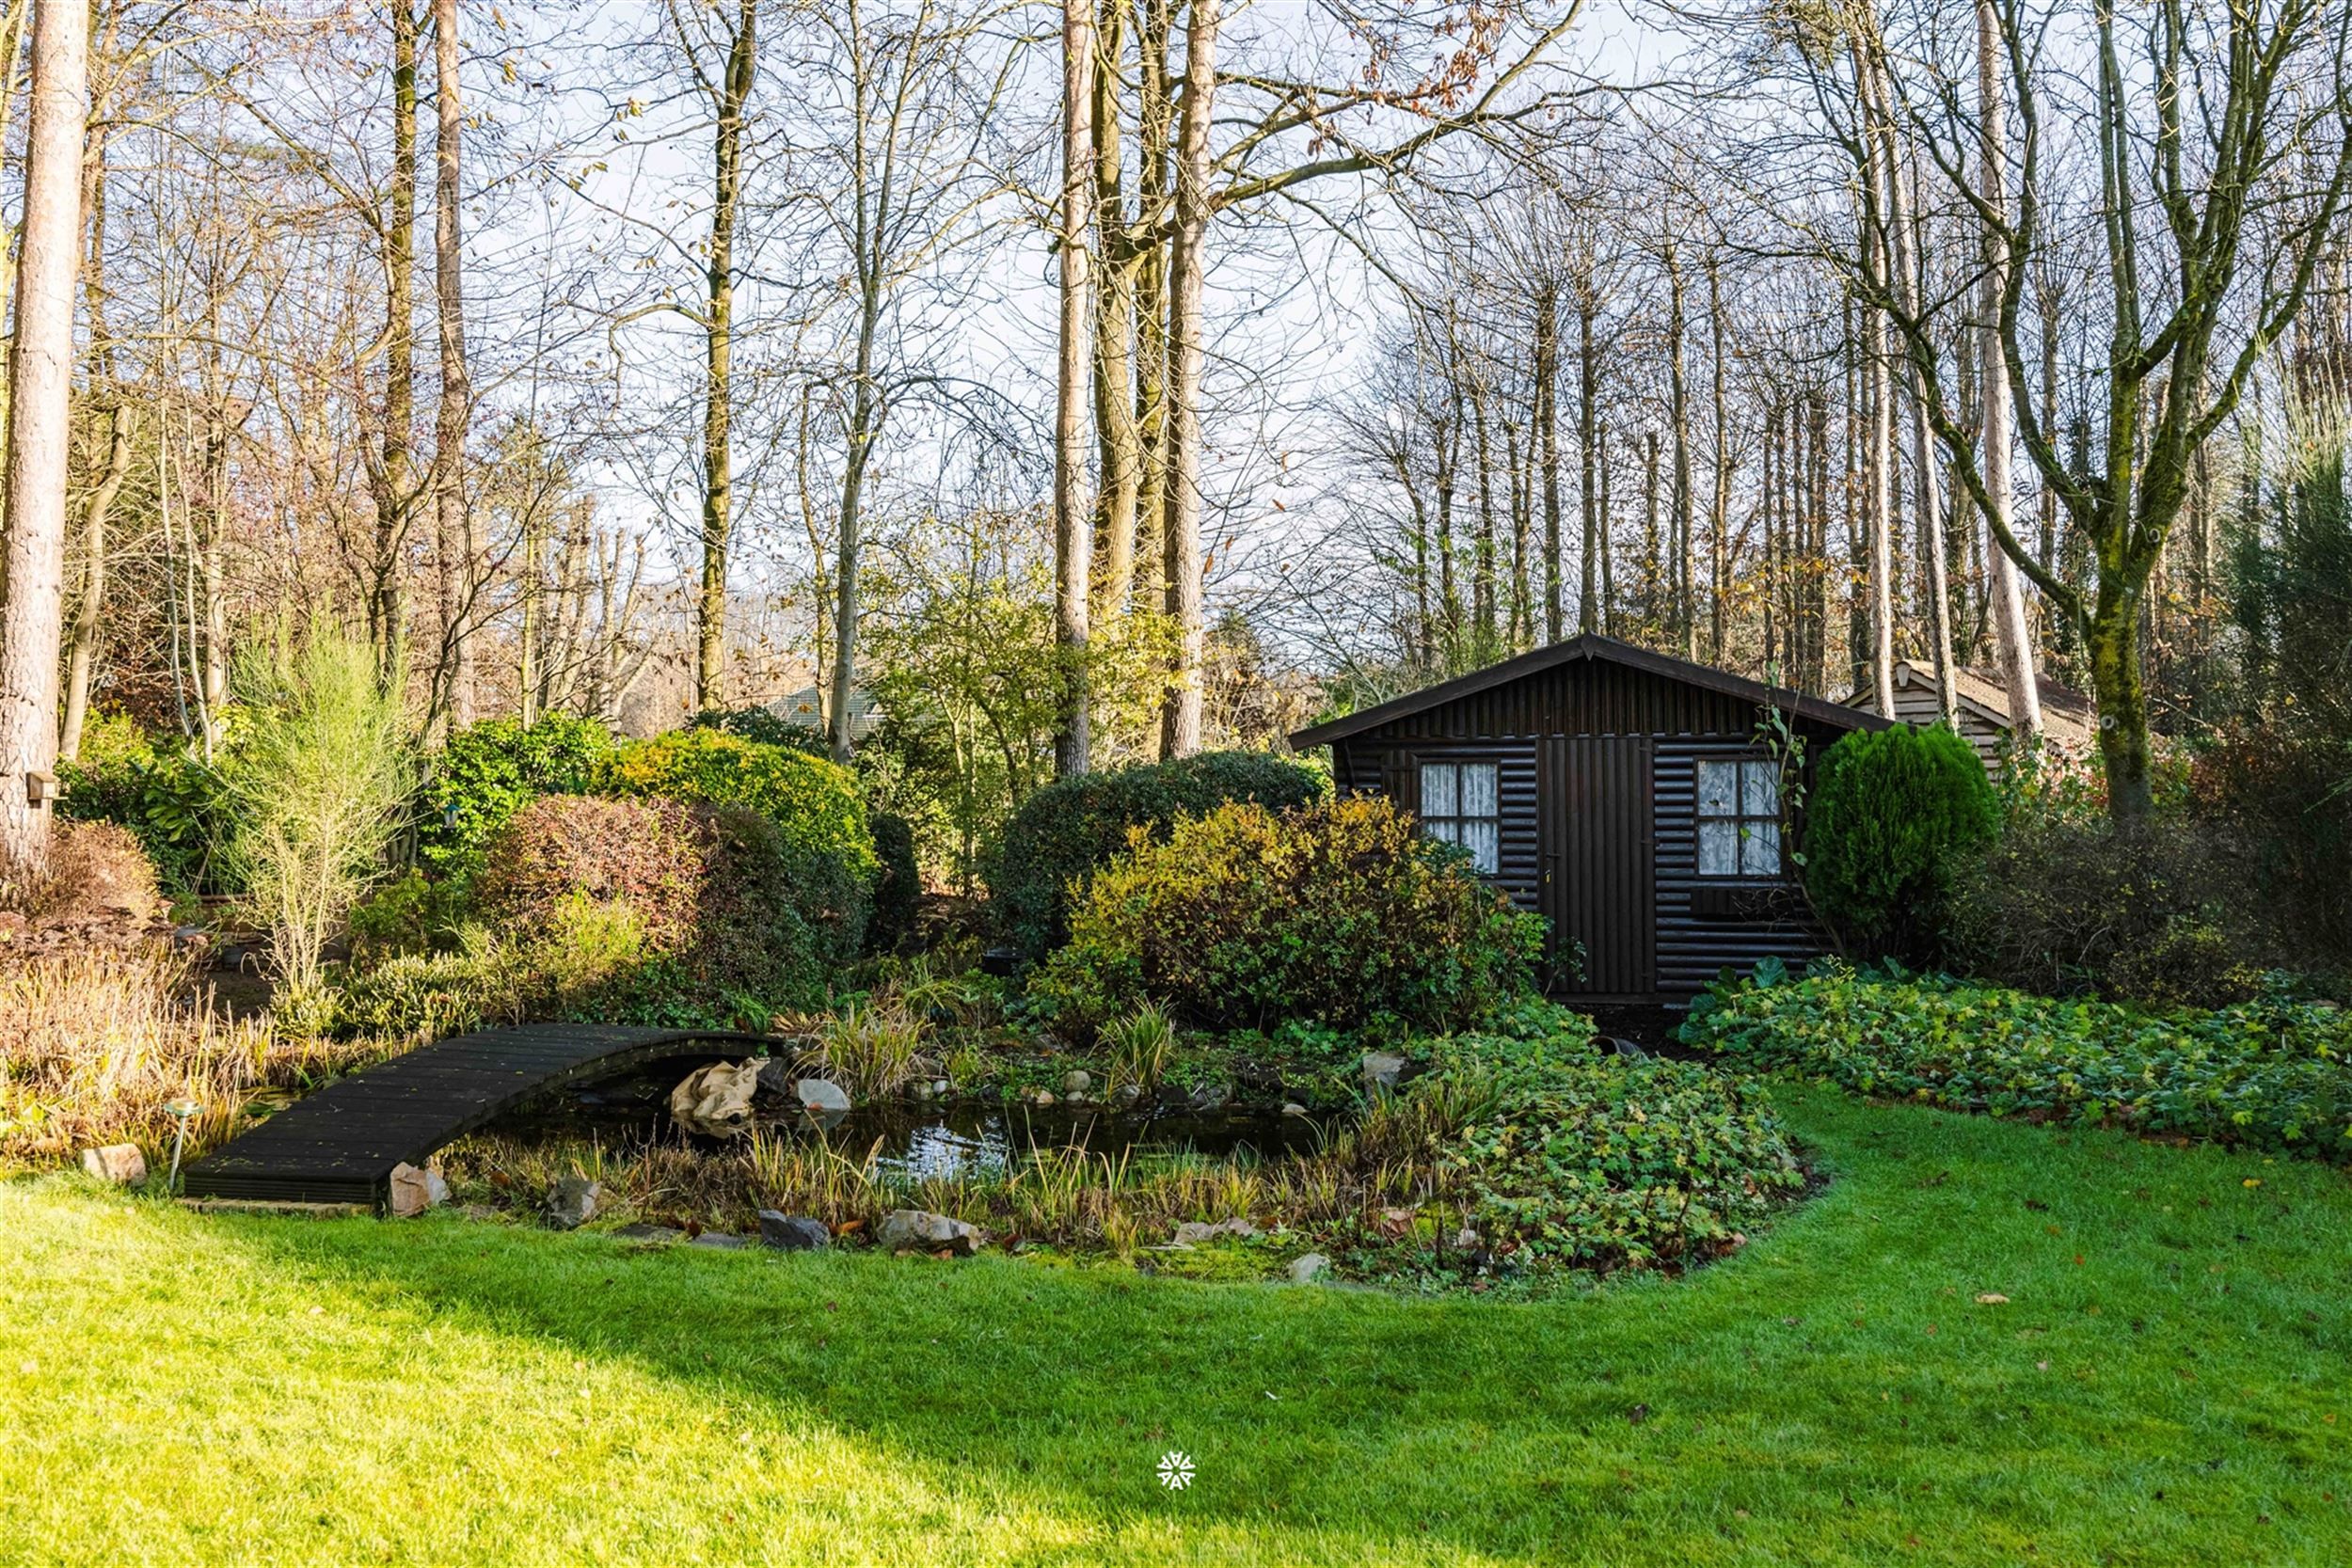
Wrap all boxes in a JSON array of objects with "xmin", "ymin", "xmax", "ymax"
[{"xmin": 1804, "ymin": 722, "xmax": 1998, "ymax": 958}]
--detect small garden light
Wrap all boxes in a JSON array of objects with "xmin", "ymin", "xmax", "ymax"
[{"xmin": 164, "ymin": 1101, "xmax": 201, "ymax": 1195}]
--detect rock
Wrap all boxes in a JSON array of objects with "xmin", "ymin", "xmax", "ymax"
[
  {"xmin": 1286, "ymin": 1252, "xmax": 1330, "ymax": 1285},
  {"xmin": 755, "ymin": 1057, "xmax": 798, "ymax": 1101},
  {"xmin": 1173, "ymin": 1218, "xmax": 1263, "ymax": 1246},
  {"xmin": 1453, "ymin": 1226, "xmax": 1482, "ymax": 1251},
  {"xmin": 1606, "ymin": 1036, "xmax": 1650, "ymax": 1060},
  {"xmin": 757, "ymin": 1212, "xmax": 833, "ymax": 1251},
  {"xmin": 387, "ymin": 1162, "xmax": 448, "ymax": 1217},
  {"xmin": 1360, "ymin": 1052, "xmax": 1408, "ymax": 1092},
  {"xmin": 1061, "ymin": 1069, "xmax": 1092, "ymax": 1096},
  {"xmin": 1111, "ymin": 1084, "xmax": 1143, "ymax": 1109},
  {"xmin": 795, "ymin": 1078, "xmax": 852, "ymax": 1115},
  {"xmin": 877, "ymin": 1209, "xmax": 983, "ymax": 1257},
  {"xmin": 689, "ymin": 1232, "xmax": 747, "ymax": 1250},
  {"xmin": 931, "ymin": 1079, "xmax": 949, "ymax": 1096},
  {"xmin": 544, "ymin": 1176, "xmax": 599, "ymax": 1230},
  {"xmin": 613, "ymin": 1224, "xmax": 683, "ymax": 1243},
  {"xmin": 1188, "ymin": 1083, "xmax": 1230, "ymax": 1112},
  {"xmin": 907, "ymin": 1080, "xmax": 935, "ymax": 1102},
  {"xmin": 671, "ymin": 1060, "xmax": 762, "ymax": 1135},
  {"xmin": 1024, "ymin": 1088, "xmax": 1057, "ymax": 1108},
  {"xmin": 1280, "ymin": 1101, "xmax": 1309, "ymax": 1117},
  {"xmin": 78, "ymin": 1144, "xmax": 146, "ymax": 1186}
]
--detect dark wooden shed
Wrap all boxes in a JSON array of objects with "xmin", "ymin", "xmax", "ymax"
[{"xmin": 1288, "ymin": 634, "xmax": 1890, "ymax": 1004}]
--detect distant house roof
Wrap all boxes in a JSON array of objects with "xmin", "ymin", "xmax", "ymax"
[
  {"xmin": 1841, "ymin": 660, "xmax": 2096, "ymax": 742},
  {"xmin": 1289, "ymin": 633, "xmax": 1889, "ymax": 749},
  {"xmin": 767, "ymin": 683, "xmax": 883, "ymax": 738}
]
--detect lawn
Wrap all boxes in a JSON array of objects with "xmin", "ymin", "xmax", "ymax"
[{"xmin": 3, "ymin": 1086, "xmax": 2345, "ymax": 1566}]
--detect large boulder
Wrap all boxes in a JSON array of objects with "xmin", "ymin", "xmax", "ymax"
[
  {"xmin": 671, "ymin": 1060, "xmax": 762, "ymax": 1136},
  {"xmin": 794, "ymin": 1078, "xmax": 852, "ymax": 1115},
  {"xmin": 876, "ymin": 1209, "xmax": 984, "ymax": 1257},
  {"xmin": 1360, "ymin": 1052, "xmax": 1408, "ymax": 1093}
]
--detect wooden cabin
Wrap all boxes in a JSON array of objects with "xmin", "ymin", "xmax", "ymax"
[
  {"xmin": 1841, "ymin": 659, "xmax": 2096, "ymax": 772},
  {"xmin": 1288, "ymin": 635, "xmax": 1888, "ymax": 1005}
]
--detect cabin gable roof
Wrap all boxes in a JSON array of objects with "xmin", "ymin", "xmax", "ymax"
[{"xmin": 1289, "ymin": 634, "xmax": 1892, "ymax": 749}]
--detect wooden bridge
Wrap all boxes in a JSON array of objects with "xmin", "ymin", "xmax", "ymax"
[{"xmin": 180, "ymin": 1023, "xmax": 767, "ymax": 1210}]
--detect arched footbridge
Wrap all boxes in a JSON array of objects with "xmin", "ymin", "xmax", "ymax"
[{"xmin": 180, "ymin": 1023, "xmax": 766, "ymax": 1210}]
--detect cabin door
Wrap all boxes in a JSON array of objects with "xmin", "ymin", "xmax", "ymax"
[{"xmin": 1538, "ymin": 736, "xmax": 1656, "ymax": 996}]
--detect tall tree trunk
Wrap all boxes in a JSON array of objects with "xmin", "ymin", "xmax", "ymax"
[
  {"xmin": 1470, "ymin": 372, "xmax": 1496, "ymax": 645},
  {"xmin": 1577, "ymin": 289, "xmax": 1599, "ymax": 634},
  {"xmin": 1761, "ymin": 398, "xmax": 1779, "ymax": 673},
  {"xmin": 1089, "ymin": 0, "xmax": 1138, "ymax": 618},
  {"xmin": 698, "ymin": 0, "xmax": 756, "ymax": 713},
  {"xmin": 1130, "ymin": 0, "xmax": 1171, "ymax": 606},
  {"xmin": 432, "ymin": 0, "xmax": 474, "ymax": 731},
  {"xmin": 1978, "ymin": 0, "xmax": 2042, "ymax": 739},
  {"xmin": 1155, "ymin": 0, "xmax": 1216, "ymax": 759},
  {"xmin": 369, "ymin": 3, "xmax": 421, "ymax": 689},
  {"xmin": 60, "ymin": 108, "xmax": 121, "ymax": 764},
  {"xmin": 1706, "ymin": 248, "xmax": 1729, "ymax": 663},
  {"xmin": 1053, "ymin": 0, "xmax": 1094, "ymax": 777},
  {"xmin": 1665, "ymin": 242, "xmax": 1694, "ymax": 657},
  {"xmin": 0, "ymin": 0, "xmax": 84, "ymax": 870},
  {"xmin": 1597, "ymin": 420, "xmax": 1614, "ymax": 635},
  {"xmin": 1850, "ymin": 104, "xmax": 1896, "ymax": 717},
  {"xmin": 1870, "ymin": 79, "xmax": 1956, "ymax": 721},
  {"xmin": 1536, "ymin": 281, "xmax": 1562, "ymax": 641},
  {"xmin": 1641, "ymin": 429, "xmax": 1660, "ymax": 627}
]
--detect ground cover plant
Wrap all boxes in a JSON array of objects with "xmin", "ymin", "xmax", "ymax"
[
  {"xmin": 5, "ymin": 1087, "xmax": 2344, "ymax": 1564},
  {"xmin": 1686, "ymin": 967, "xmax": 2352, "ymax": 1160}
]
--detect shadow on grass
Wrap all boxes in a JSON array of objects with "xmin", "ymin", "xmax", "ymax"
[{"xmin": 202, "ymin": 1088, "xmax": 2351, "ymax": 1564}]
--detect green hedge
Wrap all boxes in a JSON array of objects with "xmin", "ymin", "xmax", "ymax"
[
  {"xmin": 1422, "ymin": 1023, "xmax": 1804, "ymax": 1271},
  {"xmin": 866, "ymin": 811, "xmax": 920, "ymax": 956},
  {"xmin": 1033, "ymin": 794, "xmax": 1544, "ymax": 1035},
  {"xmin": 419, "ymin": 715, "xmax": 616, "ymax": 878},
  {"xmin": 983, "ymin": 750, "xmax": 1326, "ymax": 958},
  {"xmin": 610, "ymin": 728, "xmax": 874, "ymax": 879},
  {"xmin": 1682, "ymin": 969, "xmax": 2352, "ymax": 1159},
  {"xmin": 1804, "ymin": 722, "xmax": 1997, "ymax": 956}
]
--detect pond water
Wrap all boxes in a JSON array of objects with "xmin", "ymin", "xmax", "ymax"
[{"xmin": 489, "ymin": 1060, "xmax": 1324, "ymax": 1181}]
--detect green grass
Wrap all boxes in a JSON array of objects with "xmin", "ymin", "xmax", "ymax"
[{"xmin": 3, "ymin": 1086, "xmax": 2346, "ymax": 1565}]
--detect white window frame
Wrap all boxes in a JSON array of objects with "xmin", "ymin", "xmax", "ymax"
[
  {"xmin": 1695, "ymin": 757, "xmax": 1784, "ymax": 880},
  {"xmin": 1417, "ymin": 759, "xmax": 1501, "ymax": 876}
]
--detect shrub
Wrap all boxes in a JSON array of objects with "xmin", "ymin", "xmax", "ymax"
[
  {"xmin": 983, "ymin": 749, "xmax": 1326, "ymax": 958},
  {"xmin": 418, "ymin": 714, "xmax": 615, "ymax": 878},
  {"xmin": 866, "ymin": 811, "xmax": 920, "ymax": 956},
  {"xmin": 1419, "ymin": 1023, "xmax": 1804, "ymax": 1270},
  {"xmin": 216, "ymin": 626, "xmax": 414, "ymax": 990},
  {"xmin": 59, "ymin": 715, "xmax": 225, "ymax": 894},
  {"xmin": 610, "ymin": 727, "xmax": 874, "ymax": 877},
  {"xmin": 2190, "ymin": 726, "xmax": 2352, "ymax": 982},
  {"xmin": 1947, "ymin": 813, "xmax": 2291, "ymax": 1006},
  {"xmin": 473, "ymin": 795, "xmax": 825, "ymax": 1018},
  {"xmin": 689, "ymin": 705, "xmax": 832, "ymax": 754},
  {"xmin": 1033, "ymin": 794, "xmax": 1544, "ymax": 1035},
  {"xmin": 1805, "ymin": 723, "xmax": 1997, "ymax": 958},
  {"xmin": 26, "ymin": 819, "xmax": 162, "ymax": 927},
  {"xmin": 1682, "ymin": 969, "xmax": 2352, "ymax": 1160}
]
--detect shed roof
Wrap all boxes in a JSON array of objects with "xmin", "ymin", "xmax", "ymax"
[
  {"xmin": 1839, "ymin": 659, "xmax": 2096, "ymax": 741},
  {"xmin": 1289, "ymin": 634, "xmax": 1892, "ymax": 749}
]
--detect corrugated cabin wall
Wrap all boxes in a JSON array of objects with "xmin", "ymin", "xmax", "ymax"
[{"xmin": 1327, "ymin": 657, "xmax": 1857, "ymax": 1001}]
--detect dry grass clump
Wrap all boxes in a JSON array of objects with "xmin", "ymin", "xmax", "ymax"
[{"xmin": 0, "ymin": 941, "xmax": 387, "ymax": 1170}]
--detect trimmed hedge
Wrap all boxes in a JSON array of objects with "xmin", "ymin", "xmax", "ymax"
[
  {"xmin": 473, "ymin": 794, "xmax": 825, "ymax": 1017},
  {"xmin": 1033, "ymin": 794, "xmax": 1544, "ymax": 1035},
  {"xmin": 866, "ymin": 811, "xmax": 920, "ymax": 956},
  {"xmin": 1804, "ymin": 722, "xmax": 1997, "ymax": 957},
  {"xmin": 419, "ymin": 715, "xmax": 615, "ymax": 878},
  {"xmin": 984, "ymin": 750, "xmax": 1325, "ymax": 958},
  {"xmin": 1682, "ymin": 969, "xmax": 2352, "ymax": 1159}
]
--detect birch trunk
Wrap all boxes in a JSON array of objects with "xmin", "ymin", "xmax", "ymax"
[
  {"xmin": 1155, "ymin": 0, "xmax": 1216, "ymax": 758},
  {"xmin": 1053, "ymin": 0, "xmax": 1094, "ymax": 776},
  {"xmin": 1978, "ymin": 0, "xmax": 2042, "ymax": 739},
  {"xmin": 432, "ymin": 0, "xmax": 475, "ymax": 730}
]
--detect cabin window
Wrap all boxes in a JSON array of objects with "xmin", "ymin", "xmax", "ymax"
[
  {"xmin": 1418, "ymin": 760, "xmax": 1500, "ymax": 875},
  {"xmin": 1696, "ymin": 758, "xmax": 1782, "ymax": 879}
]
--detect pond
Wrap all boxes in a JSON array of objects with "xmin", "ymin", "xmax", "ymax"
[{"xmin": 489, "ymin": 1060, "xmax": 1324, "ymax": 1181}]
